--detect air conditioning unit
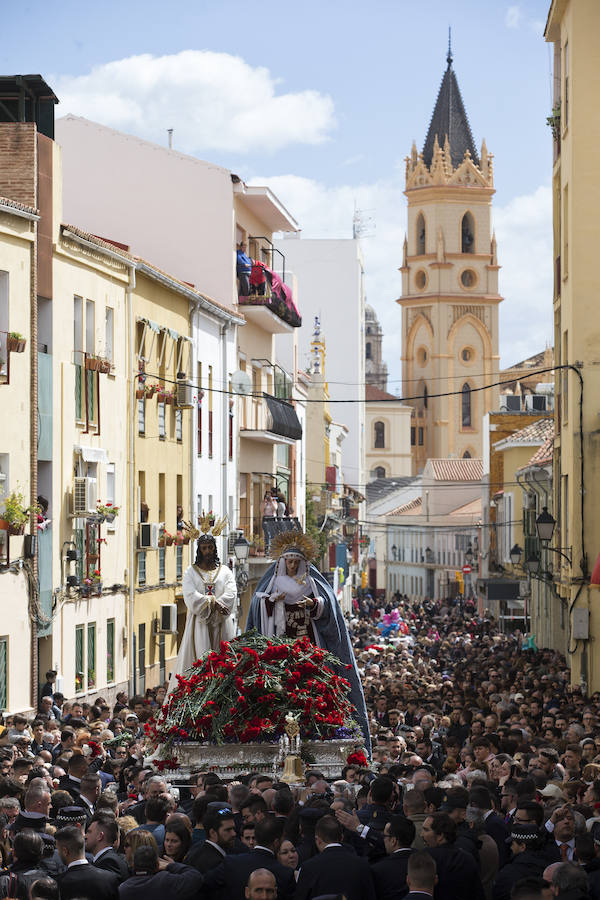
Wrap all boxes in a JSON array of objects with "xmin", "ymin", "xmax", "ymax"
[
  {"xmin": 138, "ymin": 522, "xmax": 161, "ymax": 549},
  {"xmin": 158, "ymin": 604, "xmax": 178, "ymax": 633},
  {"xmin": 525, "ymin": 394, "xmax": 547, "ymax": 412},
  {"xmin": 175, "ymin": 381, "xmax": 194, "ymax": 409},
  {"xmin": 72, "ymin": 476, "xmax": 97, "ymax": 516},
  {"xmin": 500, "ymin": 395, "xmax": 521, "ymax": 412}
]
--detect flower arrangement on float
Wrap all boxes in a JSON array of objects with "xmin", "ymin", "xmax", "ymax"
[{"xmin": 146, "ymin": 631, "xmax": 362, "ymax": 769}]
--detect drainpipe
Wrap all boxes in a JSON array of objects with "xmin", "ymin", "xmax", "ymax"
[
  {"xmin": 126, "ymin": 264, "xmax": 137, "ymax": 695},
  {"xmin": 29, "ymin": 207, "xmax": 38, "ymax": 710},
  {"xmin": 221, "ymin": 322, "xmax": 230, "ymax": 562},
  {"xmin": 189, "ymin": 303, "xmax": 198, "ymax": 570}
]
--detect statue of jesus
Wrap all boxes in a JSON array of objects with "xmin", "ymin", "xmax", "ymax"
[{"xmin": 167, "ymin": 528, "xmax": 237, "ymax": 693}]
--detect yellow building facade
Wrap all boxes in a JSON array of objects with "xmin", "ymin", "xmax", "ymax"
[{"xmin": 545, "ymin": 0, "xmax": 600, "ymax": 691}]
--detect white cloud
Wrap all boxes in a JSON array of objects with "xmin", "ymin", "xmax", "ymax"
[
  {"xmin": 251, "ymin": 174, "xmax": 553, "ymax": 385},
  {"xmin": 53, "ymin": 51, "xmax": 336, "ymax": 154},
  {"xmin": 505, "ymin": 5, "xmax": 522, "ymax": 28}
]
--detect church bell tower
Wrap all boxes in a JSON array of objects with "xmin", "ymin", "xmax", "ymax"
[{"xmin": 399, "ymin": 40, "xmax": 501, "ymax": 472}]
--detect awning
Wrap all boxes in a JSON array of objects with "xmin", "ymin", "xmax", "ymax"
[
  {"xmin": 75, "ymin": 446, "xmax": 109, "ymax": 464},
  {"xmin": 264, "ymin": 394, "xmax": 302, "ymax": 441},
  {"xmin": 487, "ymin": 580, "xmax": 520, "ymax": 601}
]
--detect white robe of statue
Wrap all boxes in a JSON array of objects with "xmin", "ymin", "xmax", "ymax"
[{"xmin": 168, "ymin": 563, "xmax": 237, "ymax": 693}]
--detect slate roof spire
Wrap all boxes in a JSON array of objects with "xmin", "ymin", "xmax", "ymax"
[{"xmin": 422, "ymin": 35, "xmax": 479, "ymax": 170}]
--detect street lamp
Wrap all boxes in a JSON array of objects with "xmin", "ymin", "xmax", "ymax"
[
  {"xmin": 233, "ymin": 534, "xmax": 250, "ymax": 592},
  {"xmin": 391, "ymin": 544, "xmax": 397, "ymax": 560},
  {"xmin": 510, "ymin": 544, "xmax": 523, "ymax": 566},
  {"xmin": 233, "ymin": 534, "xmax": 250, "ymax": 562},
  {"xmin": 344, "ymin": 517, "xmax": 358, "ymax": 538},
  {"xmin": 465, "ymin": 545, "xmax": 474, "ymax": 565},
  {"xmin": 524, "ymin": 554, "xmax": 540, "ymax": 575},
  {"xmin": 536, "ymin": 507, "xmax": 556, "ymax": 543}
]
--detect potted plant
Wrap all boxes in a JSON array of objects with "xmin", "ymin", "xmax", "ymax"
[
  {"xmin": 97, "ymin": 501, "xmax": 119, "ymax": 524},
  {"xmin": 164, "ymin": 530, "xmax": 174, "ymax": 547},
  {"xmin": 2, "ymin": 488, "xmax": 32, "ymax": 535},
  {"xmin": 85, "ymin": 354, "xmax": 102, "ymax": 372},
  {"xmin": 99, "ymin": 358, "xmax": 112, "ymax": 375},
  {"xmin": 82, "ymin": 569, "xmax": 102, "ymax": 595},
  {"xmin": 7, "ymin": 332, "xmax": 26, "ymax": 353},
  {"xmin": 175, "ymin": 531, "xmax": 184, "ymax": 546}
]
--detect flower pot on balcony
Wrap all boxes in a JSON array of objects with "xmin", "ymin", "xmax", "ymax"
[
  {"xmin": 8, "ymin": 522, "xmax": 25, "ymax": 536},
  {"xmin": 165, "ymin": 535, "xmax": 174, "ymax": 547},
  {"xmin": 158, "ymin": 537, "xmax": 166, "ymax": 548},
  {"xmin": 0, "ymin": 519, "xmax": 9, "ymax": 531},
  {"xmin": 86, "ymin": 356, "xmax": 102, "ymax": 372},
  {"xmin": 99, "ymin": 359, "xmax": 112, "ymax": 374},
  {"xmin": 182, "ymin": 536, "xmax": 190, "ymax": 545},
  {"xmin": 7, "ymin": 336, "xmax": 26, "ymax": 353},
  {"xmin": 136, "ymin": 388, "xmax": 145, "ymax": 399}
]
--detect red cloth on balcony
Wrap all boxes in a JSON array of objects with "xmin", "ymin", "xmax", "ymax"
[{"xmin": 250, "ymin": 261, "xmax": 267, "ymax": 287}]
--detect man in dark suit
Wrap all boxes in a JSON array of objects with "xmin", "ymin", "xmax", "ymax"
[
  {"xmin": 421, "ymin": 812, "xmax": 485, "ymax": 900},
  {"xmin": 295, "ymin": 815, "xmax": 376, "ymax": 900},
  {"xmin": 57, "ymin": 752, "xmax": 89, "ymax": 802},
  {"xmin": 469, "ymin": 786, "xmax": 510, "ymax": 867},
  {"xmin": 120, "ymin": 845, "xmax": 203, "ymax": 900},
  {"xmin": 185, "ymin": 808, "xmax": 237, "ymax": 873},
  {"xmin": 372, "ymin": 814, "xmax": 415, "ymax": 900},
  {"xmin": 56, "ymin": 824, "xmax": 119, "ymax": 900},
  {"xmin": 203, "ymin": 814, "xmax": 294, "ymax": 900},
  {"xmin": 86, "ymin": 812, "xmax": 130, "ymax": 882},
  {"xmin": 405, "ymin": 849, "xmax": 437, "ymax": 900}
]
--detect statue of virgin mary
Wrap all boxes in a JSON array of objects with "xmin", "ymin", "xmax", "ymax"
[{"xmin": 247, "ymin": 530, "xmax": 371, "ymax": 753}]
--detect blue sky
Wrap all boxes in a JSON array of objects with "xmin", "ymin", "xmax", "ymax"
[{"xmin": 5, "ymin": 0, "xmax": 553, "ymax": 384}]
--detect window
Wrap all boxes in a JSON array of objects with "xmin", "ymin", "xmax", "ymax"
[
  {"xmin": 229, "ymin": 408, "xmax": 233, "ymax": 460},
  {"xmin": 138, "ymin": 551, "xmax": 146, "ymax": 586},
  {"xmin": 374, "ymin": 421, "xmax": 385, "ymax": 449},
  {"xmin": 416, "ymin": 213, "xmax": 426, "ymax": 255},
  {"xmin": 415, "ymin": 270, "xmax": 427, "ymax": 290},
  {"xmin": 463, "ymin": 450, "xmax": 471, "ymax": 459},
  {"xmin": 374, "ymin": 466, "xmax": 386, "ymax": 479},
  {"xmin": 138, "ymin": 624, "xmax": 146, "ymax": 684},
  {"xmin": 563, "ymin": 41, "xmax": 569, "ymax": 128},
  {"xmin": 461, "ymin": 383, "xmax": 472, "ymax": 428},
  {"xmin": 175, "ymin": 409, "xmax": 182, "ymax": 442},
  {"xmin": 562, "ymin": 331, "xmax": 568, "ymax": 423},
  {"xmin": 461, "ymin": 212, "xmax": 475, "ymax": 253},
  {"xmin": 176, "ymin": 545, "xmax": 183, "ymax": 580},
  {"xmin": 105, "ymin": 307, "xmax": 114, "ymax": 364},
  {"xmin": 0, "ymin": 638, "xmax": 7, "ymax": 710},
  {"xmin": 159, "ymin": 547, "xmax": 166, "ymax": 583},
  {"xmin": 106, "ymin": 619, "xmax": 115, "ymax": 683},
  {"xmin": 138, "ymin": 398, "xmax": 145, "ymax": 436},
  {"xmin": 85, "ymin": 301, "xmax": 95, "ymax": 354},
  {"xmin": 158, "ymin": 401, "xmax": 166, "ymax": 439},
  {"xmin": 0, "ymin": 273, "xmax": 8, "ymax": 379},
  {"xmin": 411, "ymin": 426, "xmax": 416, "ymax": 446},
  {"xmin": 106, "ymin": 463, "xmax": 115, "ymax": 528},
  {"xmin": 75, "ymin": 625, "xmax": 84, "ymax": 692},
  {"xmin": 418, "ymin": 427, "xmax": 424, "ymax": 446},
  {"xmin": 197, "ymin": 361, "xmax": 202, "ymax": 456},
  {"xmin": 461, "ymin": 269, "xmax": 476, "ymax": 288},
  {"xmin": 563, "ymin": 185, "xmax": 568, "ymax": 278},
  {"xmin": 366, "ymin": 342, "xmax": 372, "ymax": 360},
  {"xmin": 208, "ymin": 365, "xmax": 214, "ymax": 458},
  {"xmin": 74, "ymin": 297, "xmax": 84, "ymax": 421},
  {"xmin": 423, "ymin": 385, "xmax": 428, "ymax": 409},
  {"xmin": 87, "ymin": 623, "xmax": 96, "ymax": 689}
]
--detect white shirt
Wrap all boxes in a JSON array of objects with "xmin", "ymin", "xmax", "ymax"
[
  {"xmin": 92, "ymin": 847, "xmax": 111, "ymax": 862},
  {"xmin": 204, "ymin": 840, "xmax": 226, "ymax": 858},
  {"xmin": 67, "ymin": 859, "xmax": 89, "ymax": 869},
  {"xmin": 254, "ymin": 845, "xmax": 274, "ymax": 856}
]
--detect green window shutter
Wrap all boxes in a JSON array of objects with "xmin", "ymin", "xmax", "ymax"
[
  {"xmin": 87, "ymin": 623, "xmax": 96, "ymax": 688},
  {"xmin": 75, "ymin": 364, "xmax": 83, "ymax": 421},
  {"xmin": 75, "ymin": 625, "xmax": 84, "ymax": 692},
  {"xmin": 0, "ymin": 639, "xmax": 7, "ymax": 710},
  {"xmin": 106, "ymin": 620, "xmax": 115, "ymax": 683}
]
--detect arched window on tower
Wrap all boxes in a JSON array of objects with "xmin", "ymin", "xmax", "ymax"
[
  {"xmin": 461, "ymin": 383, "xmax": 472, "ymax": 428},
  {"xmin": 374, "ymin": 466, "xmax": 386, "ymax": 479},
  {"xmin": 463, "ymin": 450, "xmax": 472, "ymax": 459},
  {"xmin": 461, "ymin": 212, "xmax": 475, "ymax": 253},
  {"xmin": 423, "ymin": 385, "xmax": 428, "ymax": 409},
  {"xmin": 374, "ymin": 421, "xmax": 385, "ymax": 449},
  {"xmin": 366, "ymin": 342, "xmax": 372, "ymax": 360},
  {"xmin": 416, "ymin": 213, "xmax": 426, "ymax": 255}
]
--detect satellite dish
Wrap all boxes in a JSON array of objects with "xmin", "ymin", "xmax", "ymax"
[{"xmin": 231, "ymin": 370, "xmax": 252, "ymax": 396}]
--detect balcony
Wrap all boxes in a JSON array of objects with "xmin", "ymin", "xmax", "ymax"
[
  {"xmin": 240, "ymin": 392, "xmax": 302, "ymax": 445},
  {"xmin": 237, "ymin": 238, "xmax": 301, "ymax": 332}
]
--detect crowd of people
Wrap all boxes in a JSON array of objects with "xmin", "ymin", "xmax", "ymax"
[{"xmin": 1, "ymin": 596, "xmax": 600, "ymax": 899}]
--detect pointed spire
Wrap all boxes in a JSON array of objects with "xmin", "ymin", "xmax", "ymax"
[
  {"xmin": 491, "ymin": 230, "xmax": 497, "ymax": 266},
  {"xmin": 402, "ymin": 235, "xmax": 408, "ymax": 268},
  {"xmin": 447, "ymin": 26, "xmax": 453, "ymax": 68},
  {"xmin": 422, "ymin": 35, "xmax": 479, "ymax": 170},
  {"xmin": 411, "ymin": 140, "xmax": 418, "ymax": 165}
]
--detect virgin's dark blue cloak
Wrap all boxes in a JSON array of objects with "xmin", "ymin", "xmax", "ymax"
[{"xmin": 246, "ymin": 563, "xmax": 371, "ymax": 755}]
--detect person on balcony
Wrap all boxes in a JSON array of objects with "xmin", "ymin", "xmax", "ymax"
[
  {"xmin": 167, "ymin": 516, "xmax": 237, "ymax": 693},
  {"xmin": 236, "ymin": 241, "xmax": 252, "ymax": 297},
  {"xmin": 247, "ymin": 530, "xmax": 371, "ymax": 753}
]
